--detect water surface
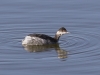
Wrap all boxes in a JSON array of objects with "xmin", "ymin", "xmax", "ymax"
[{"xmin": 0, "ymin": 0, "xmax": 100, "ymax": 75}]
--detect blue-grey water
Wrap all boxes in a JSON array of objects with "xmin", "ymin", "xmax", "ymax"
[{"xmin": 0, "ymin": 0, "xmax": 100, "ymax": 75}]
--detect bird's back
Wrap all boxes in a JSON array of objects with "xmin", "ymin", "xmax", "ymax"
[{"xmin": 22, "ymin": 34, "xmax": 57, "ymax": 45}]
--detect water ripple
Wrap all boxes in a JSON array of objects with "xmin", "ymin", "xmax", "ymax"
[
  {"xmin": 0, "ymin": 25, "xmax": 100, "ymax": 75},
  {"xmin": 60, "ymin": 31, "xmax": 100, "ymax": 60}
]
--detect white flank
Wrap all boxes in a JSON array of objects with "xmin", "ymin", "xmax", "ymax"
[{"xmin": 22, "ymin": 36, "xmax": 49, "ymax": 45}]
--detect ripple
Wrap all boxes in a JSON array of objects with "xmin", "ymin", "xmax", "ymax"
[
  {"xmin": 0, "ymin": 0, "xmax": 100, "ymax": 74},
  {"xmin": 0, "ymin": 25, "xmax": 100, "ymax": 75},
  {"xmin": 1, "ymin": 26, "xmax": 100, "ymax": 58},
  {"xmin": 0, "ymin": 24, "xmax": 100, "ymax": 67},
  {"xmin": 60, "ymin": 31, "xmax": 100, "ymax": 60}
]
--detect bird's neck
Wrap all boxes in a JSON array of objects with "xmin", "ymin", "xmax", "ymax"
[{"xmin": 54, "ymin": 34, "xmax": 61, "ymax": 42}]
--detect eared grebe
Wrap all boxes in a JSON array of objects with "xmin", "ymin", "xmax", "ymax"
[{"xmin": 22, "ymin": 27, "xmax": 69, "ymax": 45}]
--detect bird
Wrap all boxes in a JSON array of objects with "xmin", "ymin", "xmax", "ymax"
[{"xmin": 22, "ymin": 27, "xmax": 69, "ymax": 45}]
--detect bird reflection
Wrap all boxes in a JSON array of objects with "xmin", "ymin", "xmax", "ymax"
[{"xmin": 22, "ymin": 44, "xmax": 68, "ymax": 59}]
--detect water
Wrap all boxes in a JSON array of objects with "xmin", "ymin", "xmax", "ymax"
[{"xmin": 0, "ymin": 0, "xmax": 100, "ymax": 75}]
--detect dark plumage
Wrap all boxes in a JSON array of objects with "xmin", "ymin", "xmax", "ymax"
[{"xmin": 28, "ymin": 34, "xmax": 57, "ymax": 43}]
